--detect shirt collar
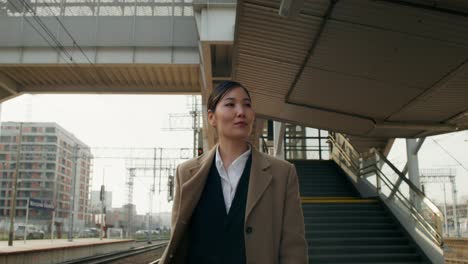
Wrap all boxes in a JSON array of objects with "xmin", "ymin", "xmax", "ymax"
[{"xmin": 215, "ymin": 144, "xmax": 252, "ymax": 170}]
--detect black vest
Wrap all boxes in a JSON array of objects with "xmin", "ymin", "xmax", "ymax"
[{"xmin": 187, "ymin": 154, "xmax": 252, "ymax": 264}]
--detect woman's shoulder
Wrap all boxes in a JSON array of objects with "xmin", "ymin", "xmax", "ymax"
[{"xmin": 176, "ymin": 156, "xmax": 199, "ymax": 171}]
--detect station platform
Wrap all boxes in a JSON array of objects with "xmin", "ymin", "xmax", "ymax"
[{"xmin": 0, "ymin": 238, "xmax": 135, "ymax": 264}]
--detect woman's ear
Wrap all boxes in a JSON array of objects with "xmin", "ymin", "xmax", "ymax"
[{"xmin": 208, "ymin": 110, "xmax": 216, "ymax": 127}]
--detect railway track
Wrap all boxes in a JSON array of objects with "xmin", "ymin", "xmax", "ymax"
[{"xmin": 60, "ymin": 241, "xmax": 168, "ymax": 264}]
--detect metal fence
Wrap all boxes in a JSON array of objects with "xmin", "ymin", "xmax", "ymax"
[{"xmin": 0, "ymin": 0, "xmax": 194, "ymax": 17}]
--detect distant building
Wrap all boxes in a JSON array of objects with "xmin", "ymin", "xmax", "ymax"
[
  {"xmin": 0, "ymin": 122, "xmax": 92, "ymax": 231},
  {"xmin": 105, "ymin": 204, "xmax": 139, "ymax": 234}
]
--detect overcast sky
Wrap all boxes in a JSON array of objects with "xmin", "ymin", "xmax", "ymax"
[
  {"xmin": 1, "ymin": 94, "xmax": 467, "ymax": 215},
  {"xmin": 0, "ymin": 94, "xmax": 195, "ymax": 214}
]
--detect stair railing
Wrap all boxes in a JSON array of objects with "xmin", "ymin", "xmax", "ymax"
[
  {"xmin": 328, "ymin": 132, "xmax": 360, "ymax": 178},
  {"xmin": 361, "ymin": 149, "xmax": 444, "ymax": 246},
  {"xmin": 328, "ymin": 133, "xmax": 444, "ymax": 247}
]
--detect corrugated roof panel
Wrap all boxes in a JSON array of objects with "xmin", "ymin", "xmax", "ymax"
[
  {"xmin": 302, "ymin": 0, "xmax": 330, "ymax": 16},
  {"xmin": 246, "ymin": 0, "xmax": 330, "ymax": 17},
  {"xmin": 236, "ymin": 54, "xmax": 300, "ymax": 97},
  {"xmin": 389, "ymin": 64, "xmax": 468, "ymax": 122},
  {"xmin": 290, "ymin": 66, "xmax": 423, "ymax": 120},
  {"xmin": 232, "ymin": 0, "xmax": 468, "ymax": 147},
  {"xmin": 236, "ymin": 3, "xmax": 322, "ymax": 66},
  {"xmin": 0, "ymin": 65, "xmax": 200, "ymax": 93},
  {"xmin": 332, "ymin": 0, "xmax": 468, "ymax": 46},
  {"xmin": 235, "ymin": 1, "xmax": 322, "ymax": 99},
  {"xmin": 389, "ymin": 0, "xmax": 468, "ymax": 18},
  {"xmin": 306, "ymin": 20, "xmax": 468, "ymax": 89},
  {"xmin": 250, "ymin": 91, "xmax": 375, "ymax": 135}
]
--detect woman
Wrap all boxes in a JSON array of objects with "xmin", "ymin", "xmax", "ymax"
[{"xmin": 160, "ymin": 81, "xmax": 308, "ymax": 264}]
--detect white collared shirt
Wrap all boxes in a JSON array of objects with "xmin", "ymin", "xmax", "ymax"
[{"xmin": 215, "ymin": 145, "xmax": 252, "ymax": 213}]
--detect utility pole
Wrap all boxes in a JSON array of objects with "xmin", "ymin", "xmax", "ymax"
[
  {"xmin": 450, "ymin": 176, "xmax": 461, "ymax": 237},
  {"xmin": 442, "ymin": 183, "xmax": 449, "ymax": 236},
  {"xmin": 166, "ymin": 95, "xmax": 202, "ymax": 157},
  {"xmin": 8, "ymin": 123, "xmax": 23, "ymax": 246},
  {"xmin": 147, "ymin": 148, "xmax": 157, "ymax": 244},
  {"xmin": 100, "ymin": 183, "xmax": 105, "ymax": 240}
]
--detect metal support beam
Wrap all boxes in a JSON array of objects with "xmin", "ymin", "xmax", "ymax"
[
  {"xmin": 375, "ymin": 122, "xmax": 458, "ymax": 132},
  {"xmin": 406, "ymin": 138, "xmax": 421, "ymax": 208},
  {"xmin": 388, "ymin": 138, "xmax": 425, "ymax": 199},
  {"xmin": 273, "ymin": 121, "xmax": 285, "ymax": 159},
  {"xmin": 0, "ymin": 72, "xmax": 20, "ymax": 95}
]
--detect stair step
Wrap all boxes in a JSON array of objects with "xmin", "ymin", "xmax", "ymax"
[
  {"xmin": 299, "ymin": 175, "xmax": 344, "ymax": 178},
  {"xmin": 302, "ymin": 203, "xmax": 383, "ymax": 211},
  {"xmin": 306, "ymin": 229, "xmax": 404, "ymax": 238},
  {"xmin": 309, "ymin": 237, "xmax": 410, "ymax": 246},
  {"xmin": 303, "ymin": 210, "xmax": 388, "ymax": 217},
  {"xmin": 309, "ymin": 253, "xmax": 422, "ymax": 262},
  {"xmin": 300, "ymin": 192, "xmax": 358, "ymax": 197},
  {"xmin": 314, "ymin": 263, "xmax": 428, "ymax": 264},
  {"xmin": 307, "ymin": 222, "xmax": 397, "ymax": 230},
  {"xmin": 305, "ymin": 216, "xmax": 393, "ymax": 223},
  {"xmin": 309, "ymin": 245, "xmax": 417, "ymax": 255},
  {"xmin": 300, "ymin": 191, "xmax": 357, "ymax": 196},
  {"xmin": 300, "ymin": 184, "xmax": 354, "ymax": 189}
]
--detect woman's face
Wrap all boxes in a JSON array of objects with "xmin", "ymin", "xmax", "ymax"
[{"xmin": 208, "ymin": 86, "xmax": 255, "ymax": 141}]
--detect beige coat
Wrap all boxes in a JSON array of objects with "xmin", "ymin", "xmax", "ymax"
[{"xmin": 160, "ymin": 145, "xmax": 308, "ymax": 264}]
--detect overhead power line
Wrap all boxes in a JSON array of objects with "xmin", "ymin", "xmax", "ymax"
[
  {"xmin": 7, "ymin": 0, "xmax": 74, "ymax": 64},
  {"xmin": 432, "ymin": 138, "xmax": 468, "ymax": 173},
  {"xmin": 40, "ymin": 0, "xmax": 94, "ymax": 64},
  {"xmin": 18, "ymin": 0, "xmax": 75, "ymax": 61}
]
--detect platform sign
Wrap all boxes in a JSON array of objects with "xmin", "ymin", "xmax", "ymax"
[{"xmin": 29, "ymin": 198, "xmax": 55, "ymax": 211}]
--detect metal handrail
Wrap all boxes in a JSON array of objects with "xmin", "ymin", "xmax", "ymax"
[
  {"xmin": 328, "ymin": 134, "xmax": 360, "ymax": 175},
  {"xmin": 260, "ymin": 136, "xmax": 269, "ymax": 154},
  {"xmin": 361, "ymin": 163, "xmax": 444, "ymax": 246},
  {"xmin": 374, "ymin": 150, "xmax": 444, "ymax": 220},
  {"xmin": 361, "ymin": 150, "xmax": 444, "ymax": 246},
  {"xmin": 328, "ymin": 134, "xmax": 444, "ymax": 246}
]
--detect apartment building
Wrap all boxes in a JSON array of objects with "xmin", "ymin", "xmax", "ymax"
[{"xmin": 0, "ymin": 122, "xmax": 92, "ymax": 231}]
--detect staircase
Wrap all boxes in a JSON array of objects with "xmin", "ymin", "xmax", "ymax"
[{"xmin": 291, "ymin": 160, "xmax": 431, "ymax": 264}]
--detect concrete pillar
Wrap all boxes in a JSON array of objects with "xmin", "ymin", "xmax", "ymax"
[
  {"xmin": 406, "ymin": 138, "xmax": 421, "ymax": 208},
  {"xmin": 273, "ymin": 121, "xmax": 285, "ymax": 159}
]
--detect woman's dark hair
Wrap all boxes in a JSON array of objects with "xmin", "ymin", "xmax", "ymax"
[{"xmin": 207, "ymin": 81, "xmax": 251, "ymax": 112}]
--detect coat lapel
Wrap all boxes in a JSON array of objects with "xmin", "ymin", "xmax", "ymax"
[
  {"xmin": 245, "ymin": 148, "xmax": 272, "ymax": 222},
  {"xmin": 177, "ymin": 145, "xmax": 272, "ymax": 225},
  {"xmin": 178, "ymin": 146, "xmax": 216, "ymax": 224}
]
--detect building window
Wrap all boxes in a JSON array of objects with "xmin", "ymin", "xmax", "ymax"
[{"xmin": 46, "ymin": 136, "xmax": 57, "ymax": 143}]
